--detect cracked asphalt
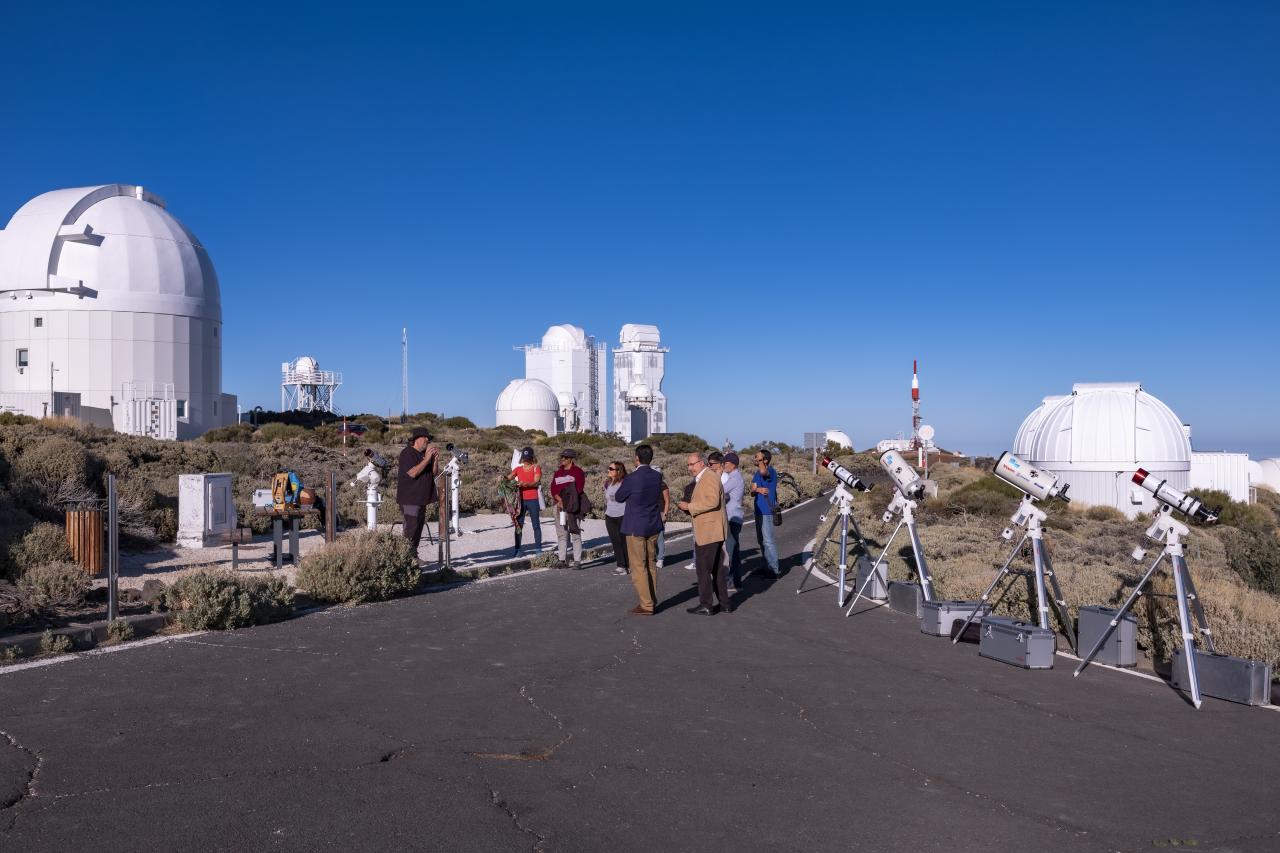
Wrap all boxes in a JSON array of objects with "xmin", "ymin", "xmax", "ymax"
[{"xmin": 2, "ymin": 496, "xmax": 1279, "ymax": 852}]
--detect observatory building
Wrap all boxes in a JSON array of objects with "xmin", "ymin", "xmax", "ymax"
[
  {"xmin": 517, "ymin": 324, "xmax": 607, "ymax": 433},
  {"xmin": 495, "ymin": 378, "xmax": 559, "ymax": 435},
  {"xmin": 613, "ymin": 324, "xmax": 668, "ymax": 443},
  {"xmin": 1013, "ymin": 382, "xmax": 1253, "ymax": 517},
  {"xmin": 0, "ymin": 185, "xmax": 235, "ymax": 439},
  {"xmin": 281, "ymin": 356, "xmax": 341, "ymax": 413}
]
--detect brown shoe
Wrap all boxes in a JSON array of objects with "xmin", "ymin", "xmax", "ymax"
[{"xmin": 628, "ymin": 605, "xmax": 654, "ymax": 616}]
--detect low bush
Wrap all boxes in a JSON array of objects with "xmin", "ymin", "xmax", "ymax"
[
  {"xmin": 943, "ymin": 476, "xmax": 1022, "ymax": 519},
  {"xmin": 9, "ymin": 522, "xmax": 74, "ymax": 573},
  {"xmin": 1084, "ymin": 505, "xmax": 1126, "ymax": 523},
  {"xmin": 40, "ymin": 630, "xmax": 74, "ymax": 656},
  {"xmin": 253, "ymin": 422, "xmax": 310, "ymax": 443},
  {"xmin": 439, "ymin": 416, "xmax": 477, "ymax": 430},
  {"xmin": 17, "ymin": 562, "xmax": 89, "ymax": 613},
  {"xmin": 202, "ymin": 423, "xmax": 256, "ymax": 443},
  {"xmin": 106, "ymin": 618, "xmax": 135, "ymax": 643},
  {"xmin": 1222, "ymin": 528, "xmax": 1280, "ymax": 595},
  {"xmin": 161, "ymin": 571, "xmax": 295, "ymax": 631},
  {"xmin": 644, "ymin": 432, "xmax": 714, "ymax": 455},
  {"xmin": 297, "ymin": 530, "xmax": 420, "ymax": 603}
]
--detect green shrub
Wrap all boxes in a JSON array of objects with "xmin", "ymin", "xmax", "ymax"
[
  {"xmin": 161, "ymin": 571, "xmax": 295, "ymax": 630},
  {"xmin": 297, "ymin": 530, "xmax": 420, "ymax": 603},
  {"xmin": 202, "ymin": 423, "xmax": 256, "ymax": 443},
  {"xmin": 9, "ymin": 522, "xmax": 73, "ymax": 573},
  {"xmin": 39, "ymin": 630, "xmax": 74, "ymax": 656},
  {"xmin": 644, "ymin": 432, "xmax": 714, "ymax": 455},
  {"xmin": 943, "ymin": 476, "xmax": 1023, "ymax": 519},
  {"xmin": 0, "ymin": 645, "xmax": 20, "ymax": 663},
  {"xmin": 253, "ymin": 422, "xmax": 310, "ymax": 443},
  {"xmin": 17, "ymin": 562, "xmax": 89, "ymax": 612},
  {"xmin": 106, "ymin": 618, "xmax": 135, "ymax": 643},
  {"xmin": 13, "ymin": 434, "xmax": 93, "ymax": 496},
  {"xmin": 1084, "ymin": 505, "xmax": 1126, "ymax": 522},
  {"xmin": 0, "ymin": 412, "xmax": 36, "ymax": 427},
  {"xmin": 1187, "ymin": 489, "xmax": 1276, "ymax": 533},
  {"xmin": 439, "ymin": 416, "xmax": 477, "ymax": 430},
  {"xmin": 1222, "ymin": 528, "xmax": 1280, "ymax": 595}
]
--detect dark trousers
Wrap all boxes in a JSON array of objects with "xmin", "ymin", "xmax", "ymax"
[
  {"xmin": 401, "ymin": 505, "xmax": 425, "ymax": 552},
  {"xmin": 725, "ymin": 518, "xmax": 743, "ymax": 585},
  {"xmin": 695, "ymin": 541, "xmax": 728, "ymax": 609},
  {"xmin": 514, "ymin": 497, "xmax": 542, "ymax": 553},
  {"xmin": 605, "ymin": 515, "xmax": 628, "ymax": 569}
]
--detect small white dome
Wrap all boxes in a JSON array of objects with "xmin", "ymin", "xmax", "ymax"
[
  {"xmin": 1256, "ymin": 459, "xmax": 1280, "ymax": 492},
  {"xmin": 619, "ymin": 323, "xmax": 661, "ymax": 346},
  {"xmin": 556, "ymin": 391, "xmax": 576, "ymax": 409},
  {"xmin": 540, "ymin": 324, "xmax": 586, "ymax": 350},
  {"xmin": 496, "ymin": 378, "xmax": 558, "ymax": 413},
  {"xmin": 627, "ymin": 383, "xmax": 653, "ymax": 401},
  {"xmin": 294, "ymin": 356, "xmax": 318, "ymax": 373},
  {"xmin": 1022, "ymin": 382, "xmax": 1190, "ymax": 471},
  {"xmin": 825, "ymin": 429, "xmax": 853, "ymax": 450}
]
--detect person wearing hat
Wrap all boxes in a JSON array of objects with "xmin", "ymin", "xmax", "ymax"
[
  {"xmin": 550, "ymin": 449, "xmax": 587, "ymax": 568},
  {"xmin": 721, "ymin": 451, "xmax": 746, "ymax": 590},
  {"xmin": 505, "ymin": 447, "xmax": 544, "ymax": 558},
  {"xmin": 397, "ymin": 427, "xmax": 439, "ymax": 561}
]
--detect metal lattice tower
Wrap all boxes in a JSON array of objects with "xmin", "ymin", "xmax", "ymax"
[{"xmin": 401, "ymin": 327, "xmax": 408, "ymax": 423}]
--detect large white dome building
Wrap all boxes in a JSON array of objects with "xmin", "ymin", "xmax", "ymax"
[
  {"xmin": 0, "ymin": 185, "xmax": 235, "ymax": 439},
  {"xmin": 1012, "ymin": 382, "xmax": 1192, "ymax": 518},
  {"xmin": 495, "ymin": 378, "xmax": 559, "ymax": 435}
]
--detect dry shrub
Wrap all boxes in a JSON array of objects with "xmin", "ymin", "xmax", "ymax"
[
  {"xmin": 161, "ymin": 571, "xmax": 294, "ymax": 631},
  {"xmin": 39, "ymin": 630, "xmax": 74, "ymax": 656},
  {"xmin": 13, "ymin": 435, "xmax": 92, "ymax": 497},
  {"xmin": 18, "ymin": 562, "xmax": 89, "ymax": 613},
  {"xmin": 297, "ymin": 530, "xmax": 420, "ymax": 603},
  {"xmin": 1085, "ymin": 505, "xmax": 1126, "ymax": 522},
  {"xmin": 9, "ymin": 522, "xmax": 73, "ymax": 573}
]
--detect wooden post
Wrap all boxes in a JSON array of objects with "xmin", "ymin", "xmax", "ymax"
[{"xmin": 65, "ymin": 508, "xmax": 104, "ymax": 576}]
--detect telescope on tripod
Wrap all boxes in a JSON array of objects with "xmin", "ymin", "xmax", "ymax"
[
  {"xmin": 952, "ymin": 452, "xmax": 1077, "ymax": 652},
  {"xmin": 844, "ymin": 450, "xmax": 937, "ymax": 616},
  {"xmin": 1074, "ymin": 470, "xmax": 1222, "ymax": 708},
  {"xmin": 798, "ymin": 456, "xmax": 873, "ymax": 605},
  {"xmin": 351, "ymin": 450, "xmax": 390, "ymax": 531}
]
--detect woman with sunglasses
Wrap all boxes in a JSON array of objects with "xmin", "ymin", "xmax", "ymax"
[{"xmin": 603, "ymin": 461, "xmax": 629, "ymax": 575}]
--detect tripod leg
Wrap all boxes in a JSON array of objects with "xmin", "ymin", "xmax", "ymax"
[
  {"xmin": 951, "ymin": 531, "xmax": 1027, "ymax": 645},
  {"xmin": 837, "ymin": 512, "xmax": 850, "ymax": 608},
  {"xmin": 1177, "ymin": 558, "xmax": 1216, "ymax": 654},
  {"xmin": 845, "ymin": 520, "xmax": 903, "ymax": 616},
  {"xmin": 1039, "ymin": 545, "xmax": 1077, "ymax": 653},
  {"xmin": 905, "ymin": 519, "xmax": 936, "ymax": 602},
  {"xmin": 1171, "ymin": 555, "xmax": 1203, "ymax": 709},
  {"xmin": 1074, "ymin": 553, "xmax": 1165, "ymax": 676},
  {"xmin": 797, "ymin": 511, "xmax": 841, "ymax": 595}
]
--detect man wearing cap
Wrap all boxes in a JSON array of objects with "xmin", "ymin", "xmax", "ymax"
[
  {"xmin": 551, "ymin": 449, "xmax": 587, "ymax": 569},
  {"xmin": 721, "ymin": 452, "xmax": 746, "ymax": 591},
  {"xmin": 397, "ymin": 428, "xmax": 439, "ymax": 563}
]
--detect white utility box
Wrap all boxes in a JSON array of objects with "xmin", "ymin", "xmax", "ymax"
[{"xmin": 178, "ymin": 473, "xmax": 237, "ymax": 548}]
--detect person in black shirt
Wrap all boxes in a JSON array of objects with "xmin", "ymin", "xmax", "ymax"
[{"xmin": 397, "ymin": 427, "xmax": 439, "ymax": 561}]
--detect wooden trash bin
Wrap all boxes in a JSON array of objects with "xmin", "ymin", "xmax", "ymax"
[{"xmin": 66, "ymin": 509, "xmax": 104, "ymax": 576}]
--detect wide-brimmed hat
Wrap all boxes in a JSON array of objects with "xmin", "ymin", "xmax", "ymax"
[
  {"xmin": 410, "ymin": 427, "xmax": 432, "ymax": 441},
  {"xmin": 560, "ymin": 449, "xmax": 578, "ymax": 459}
]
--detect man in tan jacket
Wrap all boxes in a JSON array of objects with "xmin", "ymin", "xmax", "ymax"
[{"xmin": 678, "ymin": 452, "xmax": 730, "ymax": 615}]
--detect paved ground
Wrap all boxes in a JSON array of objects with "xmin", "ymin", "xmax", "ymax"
[{"xmin": 4, "ymin": 498, "xmax": 1279, "ymax": 852}]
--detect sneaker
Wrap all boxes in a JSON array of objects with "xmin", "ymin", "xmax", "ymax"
[
  {"xmin": 656, "ymin": 560, "xmax": 664, "ymax": 568},
  {"xmin": 554, "ymin": 560, "xmax": 569, "ymax": 569},
  {"xmin": 571, "ymin": 561, "xmax": 584, "ymax": 571},
  {"xmin": 613, "ymin": 566, "xmax": 627, "ymax": 576},
  {"xmin": 685, "ymin": 562, "xmax": 696, "ymax": 571}
]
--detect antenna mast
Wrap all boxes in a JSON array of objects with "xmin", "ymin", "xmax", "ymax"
[{"xmin": 401, "ymin": 327, "xmax": 408, "ymax": 423}]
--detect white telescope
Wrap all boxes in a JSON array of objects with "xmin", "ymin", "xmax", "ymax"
[
  {"xmin": 993, "ymin": 451, "xmax": 1069, "ymax": 502},
  {"xmin": 1133, "ymin": 469, "xmax": 1218, "ymax": 524},
  {"xmin": 822, "ymin": 456, "xmax": 872, "ymax": 493},
  {"xmin": 879, "ymin": 449, "xmax": 925, "ymax": 499}
]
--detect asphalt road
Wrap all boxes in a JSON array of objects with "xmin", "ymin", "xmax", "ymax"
[{"xmin": 2, "ymin": 496, "xmax": 1278, "ymax": 852}]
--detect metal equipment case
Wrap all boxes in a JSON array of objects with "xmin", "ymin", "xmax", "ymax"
[
  {"xmin": 856, "ymin": 558, "xmax": 888, "ymax": 601},
  {"xmin": 921, "ymin": 600, "xmax": 989, "ymax": 637},
  {"xmin": 1171, "ymin": 649, "xmax": 1272, "ymax": 706},
  {"xmin": 1077, "ymin": 605, "xmax": 1137, "ymax": 668},
  {"xmin": 887, "ymin": 581, "xmax": 923, "ymax": 618},
  {"xmin": 979, "ymin": 615, "xmax": 1057, "ymax": 669}
]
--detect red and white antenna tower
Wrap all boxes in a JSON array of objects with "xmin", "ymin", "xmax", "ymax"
[{"xmin": 910, "ymin": 359, "xmax": 922, "ymax": 450}]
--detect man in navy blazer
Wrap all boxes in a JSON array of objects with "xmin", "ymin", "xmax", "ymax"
[{"xmin": 614, "ymin": 443, "xmax": 665, "ymax": 615}]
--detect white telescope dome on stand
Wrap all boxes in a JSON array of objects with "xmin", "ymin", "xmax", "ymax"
[
  {"xmin": 1013, "ymin": 382, "xmax": 1191, "ymax": 518},
  {"xmin": 496, "ymin": 378, "xmax": 559, "ymax": 435}
]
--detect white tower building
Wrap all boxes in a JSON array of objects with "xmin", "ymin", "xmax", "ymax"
[
  {"xmin": 281, "ymin": 356, "xmax": 342, "ymax": 413},
  {"xmin": 517, "ymin": 324, "xmax": 607, "ymax": 433},
  {"xmin": 0, "ymin": 184, "xmax": 235, "ymax": 439},
  {"xmin": 613, "ymin": 324, "xmax": 668, "ymax": 443},
  {"xmin": 495, "ymin": 378, "xmax": 559, "ymax": 435}
]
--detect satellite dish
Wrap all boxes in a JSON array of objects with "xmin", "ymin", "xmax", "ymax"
[{"xmin": 920, "ymin": 424, "xmax": 935, "ymax": 441}]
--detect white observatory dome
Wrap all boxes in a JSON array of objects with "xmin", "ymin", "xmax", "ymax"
[
  {"xmin": 540, "ymin": 323, "xmax": 586, "ymax": 350},
  {"xmin": 1255, "ymin": 459, "xmax": 1280, "ymax": 493},
  {"xmin": 1014, "ymin": 382, "xmax": 1191, "ymax": 518},
  {"xmin": 293, "ymin": 356, "xmax": 319, "ymax": 375},
  {"xmin": 496, "ymin": 378, "xmax": 559, "ymax": 435},
  {"xmin": 0, "ymin": 184, "xmax": 232, "ymax": 439},
  {"xmin": 825, "ymin": 430, "xmax": 854, "ymax": 450},
  {"xmin": 626, "ymin": 382, "xmax": 653, "ymax": 402}
]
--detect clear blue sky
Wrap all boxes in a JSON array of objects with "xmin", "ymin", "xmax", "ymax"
[{"xmin": 3, "ymin": 2, "xmax": 1277, "ymax": 456}]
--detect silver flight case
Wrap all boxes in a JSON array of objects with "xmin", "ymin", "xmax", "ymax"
[
  {"xmin": 1171, "ymin": 648, "xmax": 1272, "ymax": 706},
  {"xmin": 887, "ymin": 581, "xmax": 923, "ymax": 618},
  {"xmin": 920, "ymin": 600, "xmax": 989, "ymax": 637},
  {"xmin": 1077, "ymin": 605, "xmax": 1137, "ymax": 668},
  {"xmin": 855, "ymin": 558, "xmax": 888, "ymax": 601},
  {"xmin": 979, "ymin": 615, "xmax": 1056, "ymax": 669}
]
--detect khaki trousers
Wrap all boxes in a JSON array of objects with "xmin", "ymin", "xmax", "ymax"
[{"xmin": 625, "ymin": 534, "xmax": 659, "ymax": 612}]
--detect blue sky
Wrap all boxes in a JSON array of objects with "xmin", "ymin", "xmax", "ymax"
[{"xmin": 2, "ymin": 2, "xmax": 1277, "ymax": 455}]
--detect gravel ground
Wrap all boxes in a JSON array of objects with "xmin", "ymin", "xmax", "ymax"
[{"xmin": 103, "ymin": 513, "xmax": 692, "ymax": 590}]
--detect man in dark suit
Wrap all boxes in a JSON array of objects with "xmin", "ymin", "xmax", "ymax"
[{"xmin": 614, "ymin": 443, "xmax": 665, "ymax": 615}]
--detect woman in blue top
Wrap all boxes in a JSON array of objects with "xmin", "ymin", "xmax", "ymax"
[{"xmin": 751, "ymin": 449, "xmax": 780, "ymax": 576}]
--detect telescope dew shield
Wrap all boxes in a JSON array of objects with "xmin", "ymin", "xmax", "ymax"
[
  {"xmin": 880, "ymin": 450, "xmax": 925, "ymax": 498},
  {"xmin": 1132, "ymin": 469, "xmax": 1218, "ymax": 523},
  {"xmin": 993, "ymin": 451, "xmax": 1069, "ymax": 502},
  {"xmin": 822, "ymin": 456, "xmax": 872, "ymax": 492}
]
